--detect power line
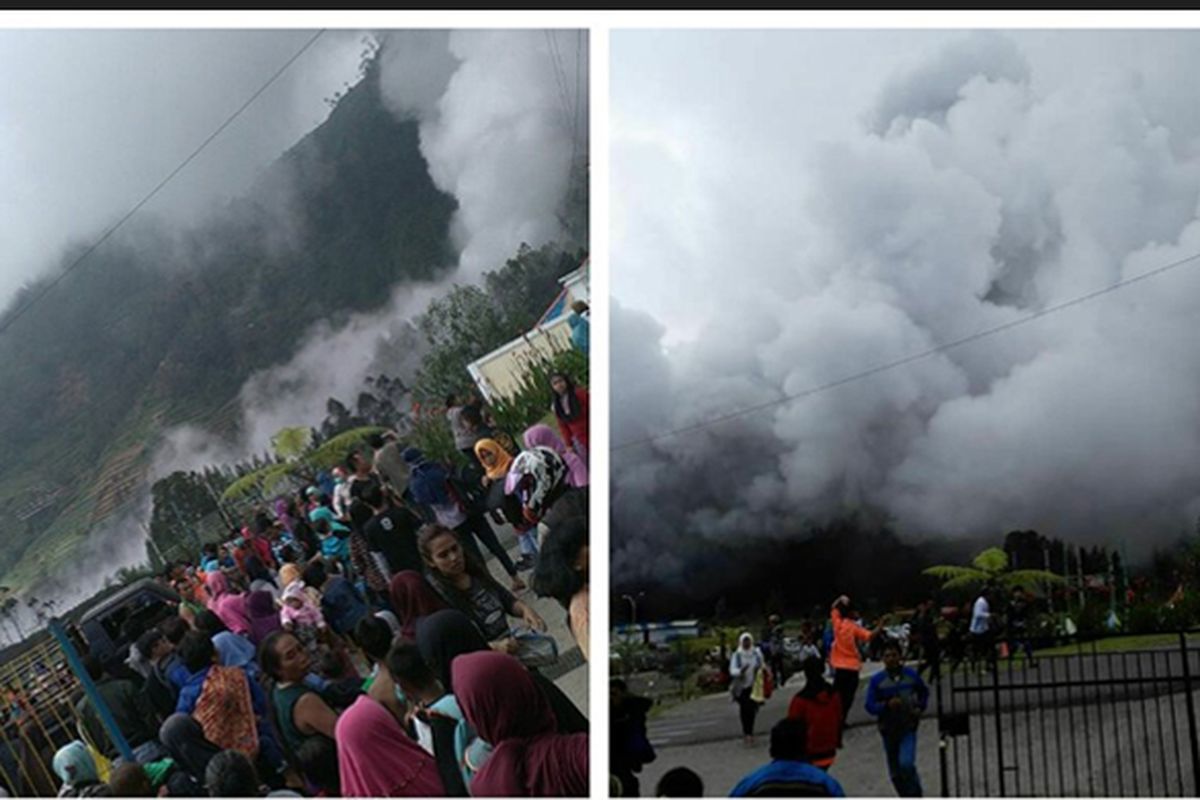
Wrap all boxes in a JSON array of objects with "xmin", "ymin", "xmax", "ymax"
[
  {"xmin": 0, "ymin": 29, "xmax": 327, "ymax": 339},
  {"xmin": 612, "ymin": 247, "xmax": 1200, "ymax": 454}
]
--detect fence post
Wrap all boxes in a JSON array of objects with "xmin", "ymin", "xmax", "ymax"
[
  {"xmin": 991, "ymin": 659, "xmax": 1006, "ymax": 797},
  {"xmin": 1179, "ymin": 630, "xmax": 1200, "ymax": 798},
  {"xmin": 48, "ymin": 619, "xmax": 135, "ymax": 763},
  {"xmin": 937, "ymin": 673, "xmax": 950, "ymax": 797}
]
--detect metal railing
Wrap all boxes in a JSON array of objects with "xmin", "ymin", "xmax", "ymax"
[{"xmin": 937, "ymin": 631, "xmax": 1200, "ymax": 797}]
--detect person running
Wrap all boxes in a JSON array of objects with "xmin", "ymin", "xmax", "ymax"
[
  {"xmin": 787, "ymin": 657, "xmax": 843, "ymax": 771},
  {"xmin": 729, "ymin": 718, "xmax": 846, "ymax": 797},
  {"xmin": 830, "ymin": 594, "xmax": 882, "ymax": 727},
  {"xmin": 730, "ymin": 632, "xmax": 770, "ymax": 746},
  {"xmin": 865, "ymin": 640, "xmax": 930, "ymax": 797}
]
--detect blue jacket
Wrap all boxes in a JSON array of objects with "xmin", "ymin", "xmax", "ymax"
[
  {"xmin": 730, "ymin": 760, "xmax": 845, "ymax": 797},
  {"xmin": 865, "ymin": 666, "xmax": 929, "ymax": 734}
]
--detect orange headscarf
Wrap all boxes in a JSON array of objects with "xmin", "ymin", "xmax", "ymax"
[{"xmin": 474, "ymin": 438, "xmax": 513, "ymax": 481}]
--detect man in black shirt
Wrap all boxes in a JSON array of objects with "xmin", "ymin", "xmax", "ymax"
[
  {"xmin": 346, "ymin": 451, "xmax": 382, "ymax": 503},
  {"xmin": 362, "ymin": 483, "xmax": 423, "ymax": 574}
]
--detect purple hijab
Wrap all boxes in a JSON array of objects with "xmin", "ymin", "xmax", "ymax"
[{"xmin": 523, "ymin": 424, "xmax": 588, "ymax": 488}]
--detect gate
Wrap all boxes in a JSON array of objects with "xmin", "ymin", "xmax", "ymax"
[
  {"xmin": 0, "ymin": 622, "xmax": 135, "ymax": 797},
  {"xmin": 936, "ymin": 632, "xmax": 1200, "ymax": 796}
]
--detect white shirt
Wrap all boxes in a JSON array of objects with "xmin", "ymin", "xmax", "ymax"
[{"xmin": 970, "ymin": 596, "xmax": 991, "ymax": 635}]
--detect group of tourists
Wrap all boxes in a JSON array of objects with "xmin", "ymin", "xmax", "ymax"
[{"xmin": 33, "ymin": 374, "xmax": 590, "ymax": 798}]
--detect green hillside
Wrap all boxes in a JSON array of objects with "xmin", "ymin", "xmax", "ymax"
[{"xmin": 0, "ymin": 55, "xmax": 457, "ymax": 589}]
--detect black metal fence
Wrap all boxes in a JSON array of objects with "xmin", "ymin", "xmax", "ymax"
[{"xmin": 937, "ymin": 632, "xmax": 1200, "ymax": 797}]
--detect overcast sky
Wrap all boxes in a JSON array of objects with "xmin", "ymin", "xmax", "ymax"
[
  {"xmin": 0, "ymin": 28, "xmax": 364, "ymax": 309},
  {"xmin": 612, "ymin": 30, "xmax": 1200, "ymax": 581}
]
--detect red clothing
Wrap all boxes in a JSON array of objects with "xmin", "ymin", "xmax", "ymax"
[
  {"xmin": 556, "ymin": 387, "xmax": 590, "ymax": 451},
  {"xmin": 788, "ymin": 688, "xmax": 843, "ymax": 767}
]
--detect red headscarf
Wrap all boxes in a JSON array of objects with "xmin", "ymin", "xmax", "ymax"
[
  {"xmin": 388, "ymin": 571, "xmax": 447, "ymax": 640},
  {"xmin": 335, "ymin": 695, "xmax": 444, "ymax": 797},
  {"xmin": 453, "ymin": 651, "xmax": 589, "ymax": 797}
]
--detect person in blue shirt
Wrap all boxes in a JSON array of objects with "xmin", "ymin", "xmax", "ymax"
[
  {"xmin": 729, "ymin": 718, "xmax": 845, "ymax": 797},
  {"xmin": 865, "ymin": 640, "xmax": 930, "ymax": 797},
  {"xmin": 567, "ymin": 300, "xmax": 589, "ymax": 355}
]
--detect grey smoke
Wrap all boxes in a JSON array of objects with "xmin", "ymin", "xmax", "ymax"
[{"xmin": 613, "ymin": 30, "xmax": 1200, "ymax": 586}]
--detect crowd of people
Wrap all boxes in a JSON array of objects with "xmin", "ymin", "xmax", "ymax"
[
  {"xmin": 613, "ymin": 594, "xmax": 941, "ymax": 798},
  {"xmin": 612, "ymin": 585, "xmax": 1057, "ymax": 797},
  {"xmin": 38, "ymin": 379, "xmax": 590, "ymax": 798}
]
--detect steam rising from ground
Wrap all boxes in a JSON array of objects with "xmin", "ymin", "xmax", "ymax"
[
  {"xmin": 612, "ymin": 30, "xmax": 1200, "ymax": 586},
  {"xmin": 157, "ymin": 30, "xmax": 587, "ymax": 466}
]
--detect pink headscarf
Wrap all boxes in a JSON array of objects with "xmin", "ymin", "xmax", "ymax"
[
  {"xmin": 335, "ymin": 695, "xmax": 445, "ymax": 797},
  {"xmin": 523, "ymin": 424, "xmax": 588, "ymax": 488},
  {"xmin": 454, "ymin": 651, "xmax": 589, "ymax": 797},
  {"xmin": 205, "ymin": 571, "xmax": 251, "ymax": 636}
]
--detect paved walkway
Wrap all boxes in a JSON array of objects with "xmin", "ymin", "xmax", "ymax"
[
  {"xmin": 479, "ymin": 524, "xmax": 588, "ymax": 716},
  {"xmin": 636, "ymin": 666, "xmax": 937, "ymax": 797}
]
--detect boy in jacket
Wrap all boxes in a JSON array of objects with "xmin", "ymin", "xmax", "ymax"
[{"xmin": 865, "ymin": 640, "xmax": 929, "ymax": 797}]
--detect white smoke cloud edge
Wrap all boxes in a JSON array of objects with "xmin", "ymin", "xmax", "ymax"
[
  {"xmin": 32, "ymin": 30, "xmax": 587, "ymax": 605},
  {"xmin": 612, "ymin": 31, "xmax": 1200, "ymax": 586}
]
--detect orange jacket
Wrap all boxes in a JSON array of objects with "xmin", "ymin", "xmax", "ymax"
[{"xmin": 830, "ymin": 607, "xmax": 872, "ymax": 671}]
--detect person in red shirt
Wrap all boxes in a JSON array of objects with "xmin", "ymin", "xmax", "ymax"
[
  {"xmin": 830, "ymin": 595, "xmax": 883, "ymax": 727},
  {"xmin": 551, "ymin": 373, "xmax": 589, "ymax": 461},
  {"xmin": 788, "ymin": 656, "xmax": 843, "ymax": 770}
]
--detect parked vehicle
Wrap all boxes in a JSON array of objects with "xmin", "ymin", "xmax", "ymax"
[{"xmin": 78, "ymin": 578, "xmax": 180, "ymax": 666}]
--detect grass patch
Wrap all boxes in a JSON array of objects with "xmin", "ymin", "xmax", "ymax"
[{"xmin": 1034, "ymin": 633, "xmax": 1200, "ymax": 657}]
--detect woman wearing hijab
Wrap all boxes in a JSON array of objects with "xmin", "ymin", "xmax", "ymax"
[
  {"xmin": 550, "ymin": 372, "xmax": 589, "ymax": 462},
  {"xmin": 204, "ymin": 571, "xmax": 252, "ymax": 636},
  {"xmin": 730, "ymin": 632, "xmax": 770, "ymax": 746},
  {"xmin": 474, "ymin": 437, "xmax": 539, "ymax": 567},
  {"xmin": 52, "ymin": 741, "xmax": 110, "ymax": 797},
  {"xmin": 244, "ymin": 590, "xmax": 283, "ymax": 646},
  {"xmin": 453, "ymin": 651, "xmax": 589, "ymax": 797},
  {"xmin": 523, "ymin": 424, "xmax": 588, "ymax": 488},
  {"xmin": 416, "ymin": 611, "xmax": 587, "ymax": 769},
  {"xmin": 389, "ymin": 571, "xmax": 448, "ymax": 641},
  {"xmin": 334, "ymin": 665, "xmax": 445, "ymax": 796}
]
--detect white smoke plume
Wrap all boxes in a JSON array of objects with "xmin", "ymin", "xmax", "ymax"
[
  {"xmin": 613, "ymin": 30, "xmax": 1200, "ymax": 586},
  {"xmin": 155, "ymin": 29, "xmax": 586, "ymax": 466}
]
